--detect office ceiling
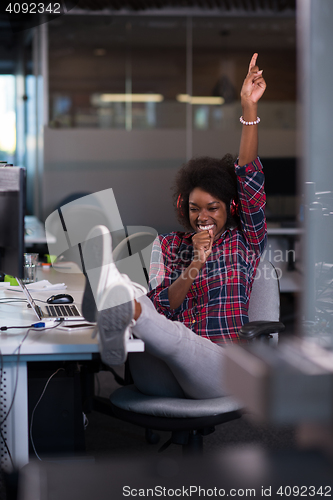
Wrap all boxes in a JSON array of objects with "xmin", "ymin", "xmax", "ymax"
[
  {"xmin": 75, "ymin": 0, "xmax": 296, "ymax": 13},
  {"xmin": 0, "ymin": 0, "xmax": 296, "ymax": 73}
]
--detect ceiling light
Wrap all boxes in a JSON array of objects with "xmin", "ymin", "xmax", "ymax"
[
  {"xmin": 98, "ymin": 93, "xmax": 164, "ymax": 103},
  {"xmin": 177, "ymin": 94, "xmax": 224, "ymax": 105}
]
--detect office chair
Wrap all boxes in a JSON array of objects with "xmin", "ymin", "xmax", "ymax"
[
  {"xmin": 107, "ymin": 259, "xmax": 285, "ymax": 454},
  {"xmin": 111, "ymin": 229, "xmax": 157, "ymax": 291},
  {"xmin": 112, "ymin": 230, "xmax": 156, "ymax": 265}
]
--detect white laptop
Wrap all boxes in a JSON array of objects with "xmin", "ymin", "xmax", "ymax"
[{"xmin": 16, "ymin": 277, "xmax": 92, "ymax": 325}]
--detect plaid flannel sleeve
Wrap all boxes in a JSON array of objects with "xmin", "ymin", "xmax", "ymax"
[
  {"xmin": 147, "ymin": 234, "xmax": 175, "ymax": 318},
  {"xmin": 235, "ymin": 156, "xmax": 267, "ymax": 257}
]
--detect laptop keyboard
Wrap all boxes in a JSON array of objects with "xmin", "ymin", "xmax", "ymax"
[{"xmin": 46, "ymin": 304, "xmax": 81, "ymax": 317}]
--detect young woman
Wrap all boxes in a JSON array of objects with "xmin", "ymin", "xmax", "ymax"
[{"xmin": 82, "ymin": 53, "xmax": 267, "ymax": 399}]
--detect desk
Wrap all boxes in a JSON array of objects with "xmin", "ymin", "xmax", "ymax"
[
  {"xmin": 0, "ymin": 267, "xmax": 144, "ymax": 471},
  {"xmin": 267, "ymin": 224, "xmax": 303, "ymax": 293}
]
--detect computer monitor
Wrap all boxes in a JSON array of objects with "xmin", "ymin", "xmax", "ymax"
[
  {"xmin": 0, "ymin": 167, "xmax": 26, "ymax": 279},
  {"xmin": 261, "ymin": 157, "xmax": 297, "ymax": 222},
  {"xmin": 262, "ymin": 157, "xmax": 297, "ymax": 196}
]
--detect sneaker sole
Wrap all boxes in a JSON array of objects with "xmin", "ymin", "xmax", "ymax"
[
  {"xmin": 98, "ymin": 283, "xmax": 134, "ymax": 366},
  {"xmin": 82, "ymin": 277, "xmax": 96, "ymax": 322},
  {"xmin": 82, "ymin": 226, "xmax": 112, "ymax": 322}
]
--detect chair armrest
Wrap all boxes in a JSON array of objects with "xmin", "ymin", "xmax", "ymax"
[{"xmin": 239, "ymin": 321, "xmax": 285, "ymax": 341}]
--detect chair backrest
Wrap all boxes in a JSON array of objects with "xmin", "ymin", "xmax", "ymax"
[
  {"xmin": 248, "ymin": 259, "xmax": 280, "ymax": 323},
  {"xmin": 112, "ymin": 230, "xmax": 157, "ymax": 289},
  {"xmin": 112, "ymin": 231, "xmax": 156, "ymax": 263}
]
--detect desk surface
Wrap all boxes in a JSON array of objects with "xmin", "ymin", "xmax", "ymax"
[
  {"xmin": 267, "ymin": 226, "xmax": 303, "ymax": 236},
  {"xmin": 0, "ymin": 266, "xmax": 144, "ymax": 358}
]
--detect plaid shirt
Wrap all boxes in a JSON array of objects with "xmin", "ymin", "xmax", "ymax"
[{"xmin": 147, "ymin": 157, "xmax": 267, "ymax": 344}]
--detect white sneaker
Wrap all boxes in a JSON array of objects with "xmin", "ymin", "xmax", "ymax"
[
  {"xmin": 97, "ymin": 282, "xmax": 135, "ymax": 366},
  {"xmin": 82, "ymin": 225, "xmax": 112, "ymax": 322},
  {"xmin": 82, "ymin": 225, "xmax": 147, "ymax": 322}
]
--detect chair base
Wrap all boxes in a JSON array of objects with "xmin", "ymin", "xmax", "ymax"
[
  {"xmin": 94, "ymin": 387, "xmax": 243, "ymax": 454},
  {"xmin": 109, "ymin": 386, "xmax": 243, "ymax": 454}
]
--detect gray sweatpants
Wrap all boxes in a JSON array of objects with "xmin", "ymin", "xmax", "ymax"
[{"xmin": 129, "ymin": 295, "xmax": 227, "ymax": 400}]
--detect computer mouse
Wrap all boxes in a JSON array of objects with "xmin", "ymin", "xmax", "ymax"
[{"xmin": 47, "ymin": 294, "xmax": 74, "ymax": 304}]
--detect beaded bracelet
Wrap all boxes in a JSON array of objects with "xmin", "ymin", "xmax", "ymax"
[{"xmin": 239, "ymin": 116, "xmax": 260, "ymax": 126}]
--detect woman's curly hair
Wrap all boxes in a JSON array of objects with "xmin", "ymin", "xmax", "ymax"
[{"xmin": 173, "ymin": 154, "xmax": 239, "ymax": 230}]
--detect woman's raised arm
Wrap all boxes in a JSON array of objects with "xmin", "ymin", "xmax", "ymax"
[{"xmin": 238, "ymin": 53, "xmax": 266, "ymax": 167}]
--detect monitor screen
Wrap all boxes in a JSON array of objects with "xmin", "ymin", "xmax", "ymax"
[
  {"xmin": 261, "ymin": 157, "xmax": 297, "ymax": 196},
  {"xmin": 261, "ymin": 158, "xmax": 297, "ymax": 222},
  {"xmin": 0, "ymin": 167, "xmax": 26, "ymax": 279}
]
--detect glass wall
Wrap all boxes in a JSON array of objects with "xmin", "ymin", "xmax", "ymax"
[
  {"xmin": 48, "ymin": 15, "xmax": 296, "ymax": 132},
  {"xmin": 48, "ymin": 16, "xmax": 186, "ymax": 130},
  {"xmin": 43, "ymin": 13, "xmax": 299, "ymax": 238},
  {"xmin": 0, "ymin": 75, "xmax": 16, "ymax": 164}
]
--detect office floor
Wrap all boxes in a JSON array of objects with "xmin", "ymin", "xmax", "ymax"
[{"xmin": 8, "ymin": 361, "xmax": 330, "ymax": 500}]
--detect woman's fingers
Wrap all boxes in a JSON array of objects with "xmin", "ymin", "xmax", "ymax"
[
  {"xmin": 252, "ymin": 74, "xmax": 266, "ymax": 87},
  {"xmin": 248, "ymin": 53, "xmax": 258, "ymax": 73},
  {"xmin": 193, "ymin": 231, "xmax": 213, "ymax": 262},
  {"xmin": 252, "ymin": 70, "xmax": 263, "ymax": 79},
  {"xmin": 241, "ymin": 52, "xmax": 266, "ymax": 103},
  {"xmin": 193, "ymin": 231, "xmax": 213, "ymax": 250},
  {"xmin": 195, "ymin": 237, "xmax": 211, "ymax": 249}
]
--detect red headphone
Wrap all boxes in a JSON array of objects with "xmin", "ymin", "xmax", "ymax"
[
  {"xmin": 177, "ymin": 194, "xmax": 184, "ymax": 217},
  {"xmin": 230, "ymin": 199, "xmax": 239, "ymax": 217}
]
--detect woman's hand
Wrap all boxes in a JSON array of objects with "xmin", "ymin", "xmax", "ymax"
[
  {"xmin": 168, "ymin": 229, "xmax": 213, "ymax": 310},
  {"xmin": 240, "ymin": 53, "xmax": 266, "ymax": 106},
  {"xmin": 238, "ymin": 53, "xmax": 266, "ymax": 167},
  {"xmin": 192, "ymin": 229, "xmax": 214, "ymax": 264},
  {"xmin": 168, "ymin": 229, "xmax": 213, "ymax": 309}
]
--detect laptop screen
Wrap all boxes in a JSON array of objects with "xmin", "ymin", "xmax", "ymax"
[{"xmin": 16, "ymin": 278, "xmax": 43, "ymax": 320}]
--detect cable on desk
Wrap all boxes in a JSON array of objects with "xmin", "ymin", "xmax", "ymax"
[
  {"xmin": 0, "ymin": 298, "xmax": 27, "ymax": 304},
  {"xmin": 30, "ymin": 367, "xmax": 65, "ymax": 461},
  {"xmin": 1, "ymin": 292, "xmax": 58, "ymax": 305},
  {"xmin": 1, "ymin": 325, "xmax": 35, "ymax": 331},
  {"xmin": 2, "ymin": 289, "xmax": 51, "ymax": 304},
  {"xmin": 0, "ymin": 296, "xmax": 62, "ymax": 306},
  {"xmin": 1, "ymin": 321, "xmax": 62, "ymax": 331}
]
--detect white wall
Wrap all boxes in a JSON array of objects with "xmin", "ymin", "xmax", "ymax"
[{"xmin": 43, "ymin": 127, "xmax": 296, "ymax": 234}]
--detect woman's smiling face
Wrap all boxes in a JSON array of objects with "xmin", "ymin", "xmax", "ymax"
[{"xmin": 188, "ymin": 187, "xmax": 227, "ymax": 240}]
